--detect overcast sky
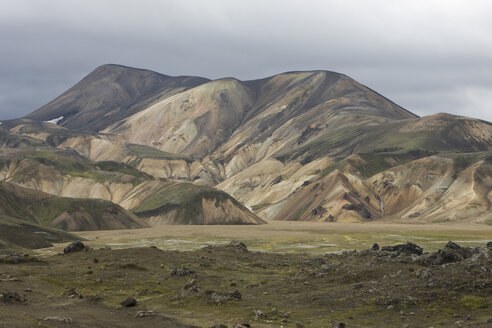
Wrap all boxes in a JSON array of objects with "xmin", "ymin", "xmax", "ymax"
[{"xmin": 1, "ymin": 0, "xmax": 492, "ymax": 122}]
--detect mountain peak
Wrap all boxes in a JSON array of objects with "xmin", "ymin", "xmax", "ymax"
[{"xmin": 25, "ymin": 64, "xmax": 210, "ymax": 131}]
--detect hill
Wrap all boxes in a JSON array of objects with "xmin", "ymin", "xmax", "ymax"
[
  {"xmin": 0, "ymin": 144, "xmax": 263, "ymax": 226},
  {"xmin": 0, "ymin": 181, "xmax": 148, "ymax": 231}
]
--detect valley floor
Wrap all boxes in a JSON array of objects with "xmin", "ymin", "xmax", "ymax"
[
  {"xmin": 1, "ymin": 221, "xmax": 491, "ymax": 327},
  {"xmin": 44, "ymin": 221, "xmax": 492, "ymax": 255}
]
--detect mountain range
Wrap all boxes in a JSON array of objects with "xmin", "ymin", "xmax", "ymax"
[{"xmin": 1, "ymin": 64, "xmax": 491, "ymax": 248}]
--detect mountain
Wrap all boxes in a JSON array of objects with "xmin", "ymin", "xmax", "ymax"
[
  {"xmin": 0, "ymin": 142, "xmax": 264, "ymax": 226},
  {"xmin": 104, "ymin": 70, "xmax": 416, "ymax": 158},
  {"xmin": 7, "ymin": 65, "xmax": 492, "ymax": 225},
  {"xmin": 0, "ymin": 215, "xmax": 76, "ymax": 250},
  {"xmin": 25, "ymin": 64, "xmax": 210, "ymax": 131}
]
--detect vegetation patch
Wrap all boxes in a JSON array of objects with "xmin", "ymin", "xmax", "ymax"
[
  {"xmin": 132, "ymin": 182, "xmax": 243, "ymax": 224},
  {"xmin": 460, "ymin": 295, "xmax": 486, "ymax": 309}
]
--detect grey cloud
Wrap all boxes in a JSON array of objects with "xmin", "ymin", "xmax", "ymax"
[{"xmin": 1, "ymin": 0, "xmax": 491, "ymax": 122}]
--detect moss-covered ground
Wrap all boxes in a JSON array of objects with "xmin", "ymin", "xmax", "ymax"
[{"xmin": 1, "ymin": 235, "xmax": 490, "ymax": 328}]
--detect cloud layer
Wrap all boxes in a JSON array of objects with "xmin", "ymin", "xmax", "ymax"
[{"xmin": 1, "ymin": 0, "xmax": 491, "ymax": 121}]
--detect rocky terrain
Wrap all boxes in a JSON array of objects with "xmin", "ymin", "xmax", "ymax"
[
  {"xmin": 0, "ymin": 240, "xmax": 490, "ymax": 327},
  {"xmin": 0, "ymin": 64, "xmax": 489, "ymax": 225}
]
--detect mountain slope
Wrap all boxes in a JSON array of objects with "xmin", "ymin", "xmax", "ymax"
[
  {"xmin": 0, "ymin": 181, "xmax": 148, "ymax": 231},
  {"xmin": 269, "ymin": 153, "xmax": 492, "ymax": 224},
  {"xmin": 0, "ymin": 215, "xmax": 76, "ymax": 250},
  {"xmin": 0, "ymin": 145, "xmax": 263, "ymax": 226},
  {"xmin": 104, "ymin": 71, "xmax": 416, "ymax": 160},
  {"xmin": 132, "ymin": 182, "xmax": 265, "ymax": 225},
  {"xmin": 25, "ymin": 64, "xmax": 210, "ymax": 131}
]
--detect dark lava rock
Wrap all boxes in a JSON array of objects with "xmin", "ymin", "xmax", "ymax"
[
  {"xmin": 0, "ymin": 291, "xmax": 27, "ymax": 303},
  {"xmin": 67, "ymin": 288, "xmax": 83, "ymax": 299},
  {"xmin": 381, "ymin": 242, "xmax": 423, "ymax": 255},
  {"xmin": 63, "ymin": 241, "xmax": 87, "ymax": 254},
  {"xmin": 210, "ymin": 325, "xmax": 228, "ymax": 328},
  {"xmin": 342, "ymin": 203, "xmax": 371, "ymax": 219},
  {"xmin": 227, "ymin": 240, "xmax": 248, "ymax": 251},
  {"xmin": 202, "ymin": 240, "xmax": 248, "ymax": 252},
  {"xmin": 171, "ymin": 267, "xmax": 195, "ymax": 276},
  {"xmin": 233, "ymin": 323, "xmax": 251, "ymax": 328},
  {"xmin": 332, "ymin": 322, "xmax": 346, "ymax": 328},
  {"xmin": 209, "ymin": 290, "xmax": 242, "ymax": 304},
  {"xmin": 183, "ymin": 280, "xmax": 201, "ymax": 293},
  {"xmin": 417, "ymin": 241, "xmax": 481, "ymax": 266},
  {"xmin": 120, "ymin": 296, "xmax": 137, "ymax": 307},
  {"xmin": 342, "ymin": 203, "xmax": 356, "ymax": 211},
  {"xmin": 486, "ymin": 241, "xmax": 492, "ymax": 248},
  {"xmin": 416, "ymin": 268, "xmax": 434, "ymax": 280},
  {"xmin": 311, "ymin": 205, "xmax": 327, "ymax": 216},
  {"xmin": 370, "ymin": 243, "xmax": 380, "ymax": 251},
  {"xmin": 360, "ymin": 206, "xmax": 371, "ymax": 219},
  {"xmin": 0, "ymin": 253, "xmax": 39, "ymax": 264}
]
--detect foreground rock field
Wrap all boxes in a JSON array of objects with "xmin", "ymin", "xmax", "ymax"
[{"xmin": 1, "ymin": 240, "xmax": 490, "ymax": 327}]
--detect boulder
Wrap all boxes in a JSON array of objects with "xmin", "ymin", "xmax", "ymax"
[
  {"xmin": 120, "ymin": 296, "xmax": 137, "ymax": 307},
  {"xmin": 381, "ymin": 242, "xmax": 423, "ymax": 255},
  {"xmin": 417, "ymin": 241, "xmax": 482, "ymax": 266},
  {"xmin": 63, "ymin": 241, "xmax": 87, "ymax": 254}
]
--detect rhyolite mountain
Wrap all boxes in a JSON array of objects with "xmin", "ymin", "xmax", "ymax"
[
  {"xmin": 3, "ymin": 64, "xmax": 492, "ymax": 227},
  {"xmin": 25, "ymin": 64, "xmax": 210, "ymax": 131}
]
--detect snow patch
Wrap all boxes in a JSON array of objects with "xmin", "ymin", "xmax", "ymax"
[{"xmin": 44, "ymin": 116, "xmax": 64, "ymax": 125}]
